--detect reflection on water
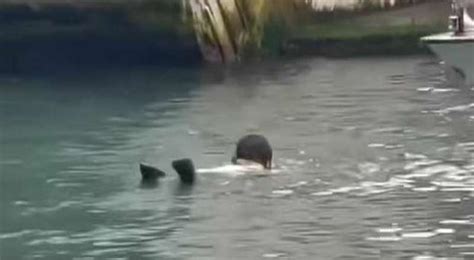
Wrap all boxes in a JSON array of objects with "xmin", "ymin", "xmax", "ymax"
[{"xmin": 1, "ymin": 56, "xmax": 473, "ymax": 259}]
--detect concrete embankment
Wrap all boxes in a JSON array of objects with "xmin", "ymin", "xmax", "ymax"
[
  {"xmin": 285, "ymin": 1, "xmax": 450, "ymax": 57},
  {"xmin": 0, "ymin": 1, "xmax": 200, "ymax": 73}
]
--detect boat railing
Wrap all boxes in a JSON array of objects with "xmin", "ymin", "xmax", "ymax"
[
  {"xmin": 449, "ymin": 0, "xmax": 465, "ymax": 34},
  {"xmin": 450, "ymin": 0, "xmax": 474, "ymax": 34}
]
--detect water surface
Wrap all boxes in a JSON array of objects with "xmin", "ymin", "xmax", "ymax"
[{"xmin": 1, "ymin": 56, "xmax": 473, "ymax": 259}]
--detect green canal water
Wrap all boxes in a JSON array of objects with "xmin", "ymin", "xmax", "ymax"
[{"xmin": 1, "ymin": 56, "xmax": 473, "ymax": 259}]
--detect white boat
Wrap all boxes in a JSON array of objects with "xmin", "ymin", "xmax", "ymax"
[{"xmin": 421, "ymin": 2, "xmax": 474, "ymax": 84}]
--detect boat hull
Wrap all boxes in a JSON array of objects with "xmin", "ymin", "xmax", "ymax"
[{"xmin": 422, "ymin": 32, "xmax": 474, "ymax": 84}]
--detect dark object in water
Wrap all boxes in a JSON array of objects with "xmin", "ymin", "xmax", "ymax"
[
  {"xmin": 234, "ymin": 134, "xmax": 272, "ymax": 169},
  {"xmin": 139, "ymin": 163, "xmax": 166, "ymax": 181},
  {"xmin": 172, "ymin": 158, "xmax": 196, "ymax": 184}
]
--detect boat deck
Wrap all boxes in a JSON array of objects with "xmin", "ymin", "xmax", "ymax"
[{"xmin": 422, "ymin": 30, "xmax": 474, "ymax": 43}]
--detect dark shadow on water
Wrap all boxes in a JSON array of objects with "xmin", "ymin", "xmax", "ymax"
[
  {"xmin": 173, "ymin": 182, "xmax": 195, "ymax": 198},
  {"xmin": 139, "ymin": 180, "xmax": 160, "ymax": 189},
  {"xmin": 172, "ymin": 182, "xmax": 195, "ymax": 217},
  {"xmin": 0, "ymin": 32, "xmax": 202, "ymax": 75}
]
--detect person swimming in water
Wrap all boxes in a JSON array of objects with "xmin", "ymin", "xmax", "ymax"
[
  {"xmin": 232, "ymin": 134, "xmax": 272, "ymax": 170},
  {"xmin": 139, "ymin": 134, "xmax": 273, "ymax": 184}
]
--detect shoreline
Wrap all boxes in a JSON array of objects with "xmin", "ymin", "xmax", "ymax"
[{"xmin": 0, "ymin": 0, "xmax": 449, "ymax": 70}]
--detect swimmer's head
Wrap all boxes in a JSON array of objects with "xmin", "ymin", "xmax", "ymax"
[{"xmin": 233, "ymin": 134, "xmax": 272, "ymax": 169}]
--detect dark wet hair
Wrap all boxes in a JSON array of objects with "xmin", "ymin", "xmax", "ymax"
[{"xmin": 233, "ymin": 134, "xmax": 272, "ymax": 169}]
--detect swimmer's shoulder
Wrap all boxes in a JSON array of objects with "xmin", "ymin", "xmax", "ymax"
[{"xmin": 196, "ymin": 159, "xmax": 276, "ymax": 176}]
